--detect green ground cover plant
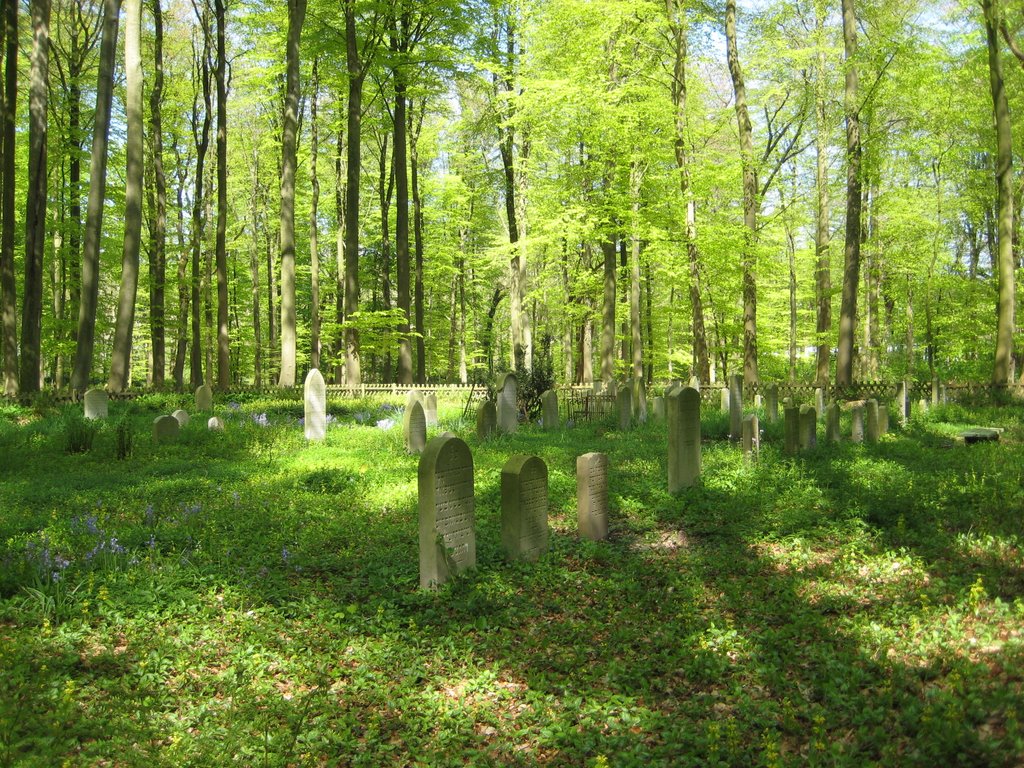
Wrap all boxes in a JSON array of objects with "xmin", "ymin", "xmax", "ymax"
[{"xmin": 0, "ymin": 394, "xmax": 1022, "ymax": 766}]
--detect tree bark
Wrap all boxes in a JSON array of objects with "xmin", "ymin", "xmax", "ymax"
[
  {"xmin": 20, "ymin": 0, "xmax": 50, "ymax": 393},
  {"xmin": 392, "ymin": 12, "xmax": 412, "ymax": 386},
  {"xmin": 334, "ymin": 108, "xmax": 345, "ymax": 382},
  {"xmin": 814, "ymin": 4, "xmax": 831, "ymax": 386},
  {"xmin": 249, "ymin": 153, "xmax": 263, "ymax": 387},
  {"xmin": 149, "ymin": 0, "xmax": 166, "ymax": 387},
  {"xmin": 984, "ymin": 0, "xmax": 1015, "ymax": 384},
  {"xmin": 214, "ymin": 0, "xmax": 229, "ymax": 387},
  {"xmin": 0, "ymin": 0, "xmax": 17, "ymax": 394},
  {"xmin": 308, "ymin": 59, "xmax": 321, "ymax": 372},
  {"xmin": 278, "ymin": 0, "xmax": 306, "ymax": 387},
  {"xmin": 108, "ymin": 0, "xmax": 142, "ymax": 392},
  {"xmin": 410, "ymin": 97, "xmax": 425, "ymax": 384},
  {"xmin": 600, "ymin": 239, "xmax": 616, "ymax": 384},
  {"xmin": 190, "ymin": 4, "xmax": 212, "ymax": 389},
  {"xmin": 836, "ymin": 0, "xmax": 862, "ymax": 387}
]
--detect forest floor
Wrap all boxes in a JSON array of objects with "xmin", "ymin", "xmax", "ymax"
[{"xmin": 1, "ymin": 391, "xmax": 1023, "ymax": 766}]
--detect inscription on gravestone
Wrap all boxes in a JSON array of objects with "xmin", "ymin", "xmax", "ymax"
[
  {"xmin": 577, "ymin": 452, "xmax": 609, "ymax": 541},
  {"xmin": 419, "ymin": 434, "xmax": 476, "ymax": 589},
  {"xmin": 501, "ymin": 455, "xmax": 549, "ymax": 561}
]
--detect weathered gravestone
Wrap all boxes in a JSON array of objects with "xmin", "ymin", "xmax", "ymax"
[
  {"xmin": 815, "ymin": 388, "xmax": 825, "ymax": 420},
  {"xmin": 497, "ymin": 373, "xmax": 518, "ymax": 433},
  {"xmin": 918, "ymin": 398, "xmax": 929, "ymax": 414},
  {"xmin": 418, "ymin": 434, "xmax": 475, "ymax": 589},
  {"xmin": 878, "ymin": 405, "xmax": 889, "ymax": 436},
  {"xmin": 171, "ymin": 409, "xmax": 190, "ymax": 427},
  {"xmin": 799, "ymin": 406, "xmax": 817, "ymax": 450},
  {"xmin": 668, "ymin": 387, "xmax": 701, "ymax": 492},
  {"xmin": 304, "ymin": 369, "xmax": 327, "ymax": 441},
  {"xmin": 931, "ymin": 378, "xmax": 940, "ymax": 407},
  {"xmin": 632, "ymin": 378, "xmax": 647, "ymax": 424},
  {"xmin": 729, "ymin": 373, "xmax": 743, "ymax": 442},
  {"xmin": 476, "ymin": 400, "xmax": 497, "ymax": 440},
  {"xmin": 207, "ymin": 416, "xmax": 225, "ymax": 431},
  {"xmin": 406, "ymin": 388, "xmax": 422, "ymax": 409},
  {"xmin": 896, "ymin": 381, "xmax": 910, "ymax": 425},
  {"xmin": 404, "ymin": 400, "xmax": 428, "ymax": 454},
  {"xmin": 961, "ymin": 428, "xmax": 1000, "ymax": 444},
  {"xmin": 84, "ymin": 389, "xmax": 108, "ymax": 420},
  {"xmin": 651, "ymin": 396, "xmax": 666, "ymax": 421},
  {"xmin": 195, "ymin": 384, "xmax": 213, "ymax": 412},
  {"xmin": 688, "ymin": 375, "xmax": 701, "ymax": 392},
  {"xmin": 617, "ymin": 387, "xmax": 632, "ymax": 431},
  {"xmin": 851, "ymin": 405, "xmax": 865, "ymax": 443},
  {"xmin": 742, "ymin": 414, "xmax": 759, "ymax": 459},
  {"xmin": 539, "ymin": 389, "xmax": 559, "ymax": 429},
  {"xmin": 577, "ymin": 452, "xmax": 609, "ymax": 541},
  {"xmin": 424, "ymin": 393, "xmax": 439, "ymax": 427},
  {"xmin": 720, "ymin": 387, "xmax": 730, "ymax": 413},
  {"xmin": 783, "ymin": 405, "xmax": 800, "ymax": 456},
  {"xmin": 825, "ymin": 402, "xmax": 841, "ymax": 443},
  {"xmin": 866, "ymin": 399, "xmax": 880, "ymax": 443},
  {"xmin": 501, "ymin": 455, "xmax": 549, "ymax": 561},
  {"xmin": 153, "ymin": 415, "xmax": 179, "ymax": 443},
  {"xmin": 765, "ymin": 384, "xmax": 779, "ymax": 424}
]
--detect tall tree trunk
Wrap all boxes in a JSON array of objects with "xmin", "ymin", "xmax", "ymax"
[
  {"xmin": 214, "ymin": 0, "xmax": 229, "ymax": 387},
  {"xmin": 171, "ymin": 157, "xmax": 189, "ymax": 388},
  {"xmin": 392, "ymin": 13, "xmax": 412, "ymax": 386},
  {"xmin": 410, "ymin": 97, "xmax": 425, "ymax": 384},
  {"xmin": 190, "ymin": 7, "xmax": 211, "ymax": 389},
  {"xmin": 149, "ymin": 0, "xmax": 166, "ymax": 387},
  {"xmin": 984, "ymin": 0, "xmax": 1015, "ymax": 384},
  {"xmin": 249, "ymin": 154, "xmax": 263, "ymax": 386},
  {"xmin": 378, "ymin": 132, "xmax": 394, "ymax": 382},
  {"xmin": 0, "ymin": 0, "xmax": 17, "ymax": 394},
  {"xmin": 600, "ymin": 239, "xmax": 616, "ymax": 384},
  {"xmin": 343, "ymin": 0, "xmax": 367, "ymax": 386},
  {"xmin": 629, "ymin": 162, "xmax": 644, "ymax": 413},
  {"xmin": 789, "ymin": 223, "xmax": 797, "ymax": 383},
  {"xmin": 836, "ymin": 0, "xmax": 862, "ymax": 387},
  {"xmin": 309, "ymin": 59, "xmax": 321, "ymax": 371},
  {"xmin": 725, "ymin": 0, "xmax": 758, "ymax": 386},
  {"xmin": 20, "ymin": 0, "xmax": 51, "ymax": 393},
  {"xmin": 334, "ymin": 102, "xmax": 345, "ymax": 382},
  {"xmin": 278, "ymin": 0, "xmax": 306, "ymax": 387},
  {"xmin": 814, "ymin": 3, "xmax": 831, "ymax": 386},
  {"xmin": 108, "ymin": 0, "xmax": 142, "ymax": 392}
]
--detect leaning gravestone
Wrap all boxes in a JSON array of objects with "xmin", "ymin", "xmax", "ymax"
[
  {"xmin": 171, "ymin": 409, "xmax": 190, "ymax": 427},
  {"xmin": 765, "ymin": 384, "xmax": 779, "ymax": 424},
  {"xmin": 497, "ymin": 373, "xmax": 518, "ymax": 433},
  {"xmin": 865, "ymin": 399, "xmax": 880, "ymax": 443},
  {"xmin": 799, "ymin": 405, "xmax": 817, "ymax": 450},
  {"xmin": 783, "ymin": 405, "xmax": 800, "ymax": 456},
  {"xmin": 825, "ymin": 402, "xmax": 841, "ymax": 443},
  {"xmin": 84, "ymin": 389, "xmax": 108, "ymax": 420},
  {"xmin": 617, "ymin": 387, "xmax": 632, "ymax": 431},
  {"xmin": 577, "ymin": 452, "xmax": 609, "ymax": 541},
  {"xmin": 651, "ymin": 396, "xmax": 666, "ymax": 422},
  {"xmin": 668, "ymin": 387, "xmax": 701, "ymax": 492},
  {"xmin": 153, "ymin": 415, "xmax": 179, "ymax": 444},
  {"xmin": 195, "ymin": 384, "xmax": 213, "ymax": 412},
  {"xmin": 304, "ymin": 369, "xmax": 327, "ymax": 441},
  {"xmin": 501, "ymin": 455, "xmax": 549, "ymax": 561},
  {"xmin": 851, "ymin": 405, "xmax": 865, "ymax": 443},
  {"xmin": 541, "ymin": 389, "xmax": 559, "ymax": 429},
  {"xmin": 741, "ymin": 414, "xmax": 759, "ymax": 459},
  {"xmin": 404, "ymin": 400, "xmax": 428, "ymax": 454},
  {"xmin": 207, "ymin": 416, "xmax": 225, "ymax": 431},
  {"xmin": 418, "ymin": 434, "xmax": 475, "ymax": 589},
  {"xmin": 476, "ymin": 400, "xmax": 497, "ymax": 440},
  {"xmin": 424, "ymin": 393, "xmax": 439, "ymax": 427},
  {"xmin": 729, "ymin": 373, "xmax": 743, "ymax": 442}
]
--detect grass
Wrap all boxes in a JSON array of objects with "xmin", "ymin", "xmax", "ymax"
[{"xmin": 0, "ymin": 393, "xmax": 1023, "ymax": 766}]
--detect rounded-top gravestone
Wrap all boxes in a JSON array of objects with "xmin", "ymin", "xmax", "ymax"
[
  {"xmin": 501, "ymin": 455, "xmax": 549, "ymax": 562},
  {"xmin": 476, "ymin": 400, "xmax": 497, "ymax": 441},
  {"xmin": 84, "ymin": 388, "xmax": 108, "ymax": 420},
  {"xmin": 404, "ymin": 399, "xmax": 427, "ymax": 454},
  {"xmin": 153, "ymin": 415, "xmax": 180, "ymax": 443},
  {"xmin": 304, "ymin": 368, "xmax": 327, "ymax": 441},
  {"xmin": 541, "ymin": 389, "xmax": 559, "ymax": 429},
  {"xmin": 195, "ymin": 384, "xmax": 213, "ymax": 412},
  {"xmin": 207, "ymin": 416, "xmax": 225, "ymax": 431},
  {"xmin": 496, "ymin": 373, "xmax": 517, "ymax": 433},
  {"xmin": 171, "ymin": 409, "xmax": 190, "ymax": 427},
  {"xmin": 424, "ymin": 393, "xmax": 438, "ymax": 427},
  {"xmin": 418, "ymin": 434, "xmax": 476, "ymax": 590}
]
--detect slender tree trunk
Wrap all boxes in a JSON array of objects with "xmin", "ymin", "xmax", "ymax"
[
  {"xmin": 984, "ymin": 0, "xmax": 1015, "ymax": 384},
  {"xmin": 645, "ymin": 260, "xmax": 654, "ymax": 383},
  {"xmin": 410, "ymin": 98, "xmax": 425, "ymax": 384},
  {"xmin": 278, "ymin": 0, "xmax": 306, "ymax": 387},
  {"xmin": 189, "ymin": 11, "xmax": 212, "ymax": 389},
  {"xmin": 378, "ymin": 132, "xmax": 394, "ymax": 382},
  {"xmin": 20, "ymin": 0, "xmax": 51, "ymax": 393},
  {"xmin": 814, "ymin": 5, "xmax": 831, "ymax": 386},
  {"xmin": 309, "ymin": 59, "xmax": 322, "ymax": 371},
  {"xmin": 392, "ymin": 14, "xmax": 412, "ymax": 386},
  {"xmin": 249, "ymin": 154, "xmax": 263, "ymax": 386},
  {"xmin": 0, "ymin": 0, "xmax": 17, "ymax": 394},
  {"xmin": 148, "ymin": 0, "xmax": 166, "ymax": 387},
  {"xmin": 214, "ymin": 0, "xmax": 229, "ymax": 387},
  {"xmin": 172, "ymin": 158, "xmax": 189, "ymax": 388},
  {"xmin": 788, "ymin": 222, "xmax": 798, "ymax": 382},
  {"xmin": 343, "ymin": 0, "xmax": 366, "ymax": 386},
  {"xmin": 725, "ymin": 0, "xmax": 758, "ymax": 386},
  {"xmin": 836, "ymin": 0, "xmax": 862, "ymax": 387},
  {"xmin": 600, "ymin": 239, "xmax": 616, "ymax": 384},
  {"xmin": 334, "ymin": 104, "xmax": 345, "ymax": 382},
  {"xmin": 629, "ymin": 162, "xmax": 644, "ymax": 414},
  {"xmin": 108, "ymin": 0, "xmax": 143, "ymax": 392}
]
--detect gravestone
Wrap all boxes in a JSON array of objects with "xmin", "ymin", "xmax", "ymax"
[
  {"xmin": 153, "ymin": 415, "xmax": 179, "ymax": 443},
  {"xmin": 668, "ymin": 387, "xmax": 701, "ymax": 492},
  {"xmin": 605, "ymin": 380, "xmax": 618, "ymax": 398},
  {"xmin": 207, "ymin": 416, "xmax": 225, "ymax": 431},
  {"xmin": 783, "ymin": 406, "xmax": 800, "ymax": 456},
  {"xmin": 825, "ymin": 402, "xmax": 841, "ymax": 443},
  {"xmin": 617, "ymin": 387, "xmax": 632, "ymax": 431},
  {"xmin": 418, "ymin": 434, "xmax": 475, "ymax": 589},
  {"xmin": 728, "ymin": 373, "xmax": 743, "ymax": 442},
  {"xmin": 651, "ymin": 396, "xmax": 666, "ymax": 421},
  {"xmin": 195, "ymin": 384, "xmax": 213, "ymax": 412},
  {"xmin": 84, "ymin": 389, "xmax": 108, "ymax": 420},
  {"xmin": 851, "ymin": 405, "xmax": 865, "ymax": 443},
  {"xmin": 632, "ymin": 378, "xmax": 648, "ymax": 423},
  {"xmin": 815, "ymin": 388, "xmax": 825, "ymax": 420},
  {"xmin": 497, "ymin": 373, "xmax": 518, "ymax": 433},
  {"xmin": 303, "ymin": 369, "xmax": 327, "ymax": 441},
  {"xmin": 424, "ymin": 393, "xmax": 439, "ymax": 427},
  {"xmin": 501, "ymin": 455, "xmax": 549, "ymax": 561},
  {"xmin": 577, "ymin": 452, "xmax": 609, "ymax": 541},
  {"xmin": 940, "ymin": 384, "xmax": 948, "ymax": 405},
  {"xmin": 931, "ymin": 378, "xmax": 940, "ymax": 406},
  {"xmin": 896, "ymin": 381, "xmax": 910, "ymax": 425},
  {"xmin": 404, "ymin": 400, "xmax": 427, "ymax": 454},
  {"xmin": 799, "ymin": 405, "xmax": 817, "ymax": 450},
  {"xmin": 918, "ymin": 398, "xmax": 929, "ymax": 413},
  {"xmin": 741, "ymin": 414, "xmax": 759, "ymax": 459},
  {"xmin": 541, "ymin": 389, "xmax": 559, "ymax": 429},
  {"xmin": 406, "ymin": 388, "xmax": 422, "ymax": 409},
  {"xmin": 688, "ymin": 375, "xmax": 700, "ymax": 392},
  {"xmin": 878, "ymin": 405, "xmax": 889, "ymax": 435},
  {"xmin": 720, "ymin": 387, "xmax": 730, "ymax": 413},
  {"xmin": 171, "ymin": 409, "xmax": 190, "ymax": 427},
  {"xmin": 765, "ymin": 384, "xmax": 779, "ymax": 424},
  {"xmin": 476, "ymin": 400, "xmax": 497, "ymax": 440},
  {"xmin": 961, "ymin": 428, "xmax": 1000, "ymax": 444},
  {"xmin": 593, "ymin": 381, "xmax": 604, "ymax": 395},
  {"xmin": 865, "ymin": 399, "xmax": 880, "ymax": 443}
]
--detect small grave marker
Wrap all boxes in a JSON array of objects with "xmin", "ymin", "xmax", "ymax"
[{"xmin": 577, "ymin": 452, "xmax": 609, "ymax": 541}]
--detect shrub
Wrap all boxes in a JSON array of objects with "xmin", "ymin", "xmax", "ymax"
[
  {"xmin": 62, "ymin": 412, "xmax": 97, "ymax": 454},
  {"xmin": 115, "ymin": 416, "xmax": 133, "ymax": 460}
]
